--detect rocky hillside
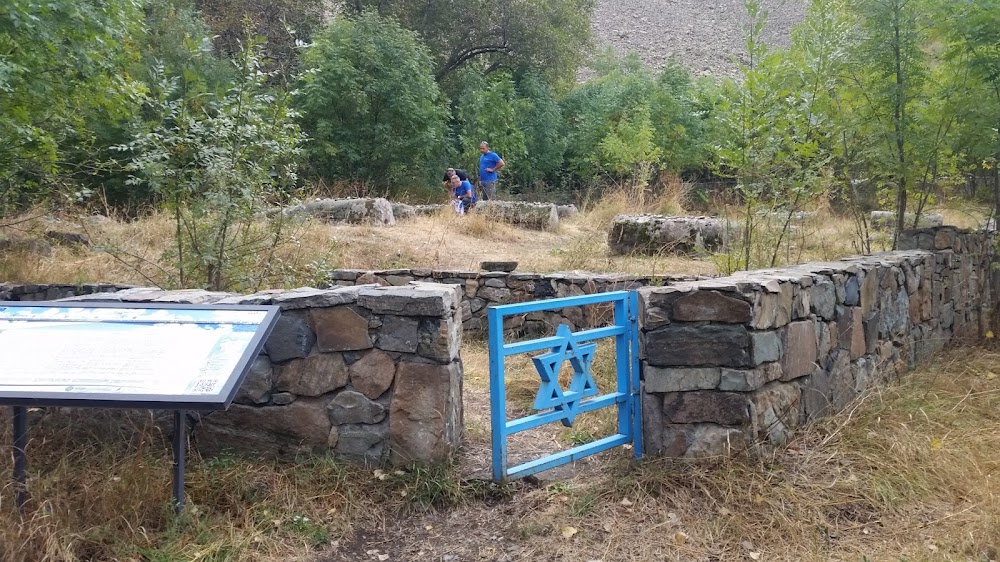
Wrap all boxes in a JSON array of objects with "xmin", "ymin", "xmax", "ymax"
[{"xmin": 591, "ymin": 0, "xmax": 807, "ymax": 79}]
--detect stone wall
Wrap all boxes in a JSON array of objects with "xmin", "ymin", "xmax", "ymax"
[
  {"xmin": 321, "ymin": 268, "xmax": 703, "ymax": 337},
  {"xmin": 0, "ymin": 282, "xmax": 135, "ymax": 301},
  {"xmin": 639, "ymin": 226, "xmax": 993, "ymax": 459},
  {"xmin": 58, "ymin": 283, "xmax": 464, "ymax": 465}
]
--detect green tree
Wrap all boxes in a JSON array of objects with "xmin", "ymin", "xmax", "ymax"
[
  {"xmin": 511, "ymin": 72, "xmax": 567, "ymax": 189},
  {"xmin": 344, "ymin": 0, "xmax": 595, "ymax": 88},
  {"xmin": 0, "ymin": 0, "xmax": 143, "ymax": 212},
  {"xmin": 843, "ymin": 0, "xmax": 931, "ymax": 246},
  {"xmin": 455, "ymin": 72, "xmax": 528, "ymax": 185},
  {"xmin": 938, "ymin": 0, "xmax": 1000, "ymax": 213},
  {"xmin": 297, "ymin": 11, "xmax": 448, "ymax": 191},
  {"xmin": 117, "ymin": 38, "xmax": 305, "ymax": 291}
]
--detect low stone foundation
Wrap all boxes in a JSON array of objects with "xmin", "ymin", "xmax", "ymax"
[
  {"xmin": 870, "ymin": 210, "xmax": 944, "ymax": 230},
  {"xmin": 59, "ymin": 284, "xmax": 464, "ymax": 464},
  {"xmin": 608, "ymin": 214, "xmax": 730, "ymax": 256},
  {"xmin": 280, "ymin": 197, "xmax": 396, "ymax": 225},
  {"xmin": 476, "ymin": 200, "xmax": 560, "ymax": 231},
  {"xmin": 320, "ymin": 268, "xmax": 703, "ymax": 337},
  {"xmin": 639, "ymin": 226, "xmax": 992, "ymax": 458}
]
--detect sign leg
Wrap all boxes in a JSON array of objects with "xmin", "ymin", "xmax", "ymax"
[
  {"xmin": 172, "ymin": 410, "xmax": 187, "ymax": 515},
  {"xmin": 12, "ymin": 406, "xmax": 28, "ymax": 512}
]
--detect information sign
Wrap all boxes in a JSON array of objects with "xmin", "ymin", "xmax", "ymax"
[
  {"xmin": 0, "ymin": 303, "xmax": 279, "ymax": 409},
  {"xmin": 0, "ymin": 301, "xmax": 281, "ymax": 514}
]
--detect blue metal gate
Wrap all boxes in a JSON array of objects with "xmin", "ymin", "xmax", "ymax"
[{"xmin": 487, "ymin": 291, "xmax": 642, "ymax": 482}]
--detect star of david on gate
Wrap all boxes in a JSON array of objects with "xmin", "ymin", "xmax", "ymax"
[{"xmin": 530, "ymin": 324, "xmax": 599, "ymax": 426}]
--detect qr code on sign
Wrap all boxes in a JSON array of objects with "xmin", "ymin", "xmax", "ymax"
[{"xmin": 191, "ymin": 379, "xmax": 217, "ymax": 393}]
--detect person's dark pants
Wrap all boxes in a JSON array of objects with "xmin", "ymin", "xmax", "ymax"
[
  {"xmin": 460, "ymin": 197, "xmax": 475, "ymax": 213},
  {"xmin": 480, "ymin": 181, "xmax": 497, "ymax": 200}
]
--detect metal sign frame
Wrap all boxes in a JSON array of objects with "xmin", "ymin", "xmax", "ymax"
[
  {"xmin": 487, "ymin": 291, "xmax": 642, "ymax": 482},
  {"xmin": 0, "ymin": 300, "xmax": 281, "ymax": 514}
]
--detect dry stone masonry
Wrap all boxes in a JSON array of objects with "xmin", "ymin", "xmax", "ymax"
[
  {"xmin": 319, "ymin": 267, "xmax": 703, "ymax": 337},
  {"xmin": 608, "ymin": 214, "xmax": 731, "ymax": 256},
  {"xmin": 639, "ymin": 226, "xmax": 993, "ymax": 459},
  {"xmin": 56, "ymin": 283, "xmax": 464, "ymax": 464}
]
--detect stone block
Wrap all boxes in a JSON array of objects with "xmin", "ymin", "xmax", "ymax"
[
  {"xmin": 377, "ymin": 315, "xmax": 420, "ymax": 353},
  {"xmin": 662, "ymin": 391, "xmax": 751, "ymax": 425},
  {"xmin": 844, "ymin": 275, "xmax": 860, "ymax": 306},
  {"xmin": 478, "ymin": 286, "xmax": 513, "ymax": 302},
  {"xmin": 861, "ymin": 271, "xmax": 879, "ymax": 315},
  {"xmin": 348, "ymin": 349, "xmax": 396, "ymax": 399},
  {"xmin": 751, "ymin": 284, "xmax": 793, "ymax": 328},
  {"xmin": 275, "ymin": 353, "xmax": 348, "ymax": 396},
  {"xmin": 357, "ymin": 284, "xmax": 453, "ymax": 316},
  {"xmin": 234, "ymin": 356, "xmax": 273, "ymax": 405},
  {"xmin": 335, "ymin": 421, "xmax": 389, "ymax": 460},
  {"xmin": 641, "ymin": 388, "xmax": 665, "ymax": 455},
  {"xmin": 196, "ymin": 398, "xmax": 334, "ymax": 456},
  {"xmin": 274, "ymin": 287, "xmax": 365, "ymax": 309},
  {"xmin": 645, "ymin": 324, "xmax": 751, "ymax": 367},
  {"xmin": 311, "ymin": 307, "xmax": 372, "ymax": 352},
  {"xmin": 645, "ymin": 366, "xmax": 720, "ymax": 392},
  {"xmin": 751, "ymin": 330, "xmax": 782, "ymax": 365},
  {"xmin": 750, "ymin": 382, "xmax": 801, "ymax": 445},
  {"xmin": 264, "ymin": 314, "xmax": 316, "ymax": 363},
  {"xmin": 329, "ymin": 390, "xmax": 386, "ymax": 425},
  {"xmin": 670, "ymin": 290, "xmax": 751, "ymax": 323},
  {"xmin": 657, "ymin": 423, "xmax": 749, "ymax": 458},
  {"xmin": 835, "ymin": 306, "xmax": 865, "ymax": 360},
  {"xmin": 719, "ymin": 362, "xmax": 783, "ymax": 391},
  {"xmin": 781, "ymin": 320, "xmax": 817, "ymax": 380},
  {"xmin": 418, "ymin": 317, "xmax": 462, "ymax": 363},
  {"xmin": 809, "ymin": 278, "xmax": 836, "ymax": 319},
  {"xmin": 389, "ymin": 361, "xmax": 462, "ymax": 463}
]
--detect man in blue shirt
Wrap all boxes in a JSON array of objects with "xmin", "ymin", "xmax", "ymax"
[
  {"xmin": 478, "ymin": 141, "xmax": 504, "ymax": 200},
  {"xmin": 450, "ymin": 175, "xmax": 477, "ymax": 214}
]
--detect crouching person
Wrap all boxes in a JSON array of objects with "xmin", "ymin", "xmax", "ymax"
[{"xmin": 450, "ymin": 175, "xmax": 477, "ymax": 214}]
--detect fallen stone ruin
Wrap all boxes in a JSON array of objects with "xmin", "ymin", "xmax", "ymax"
[
  {"xmin": 608, "ymin": 214, "xmax": 731, "ymax": 256},
  {"xmin": 476, "ymin": 200, "xmax": 560, "ymax": 231},
  {"xmin": 870, "ymin": 210, "xmax": 944, "ymax": 230},
  {"xmin": 280, "ymin": 197, "xmax": 396, "ymax": 225}
]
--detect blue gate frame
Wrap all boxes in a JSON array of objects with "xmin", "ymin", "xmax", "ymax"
[{"xmin": 487, "ymin": 291, "xmax": 642, "ymax": 482}]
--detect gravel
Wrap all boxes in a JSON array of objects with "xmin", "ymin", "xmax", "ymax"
[{"xmin": 590, "ymin": 0, "xmax": 807, "ymax": 80}]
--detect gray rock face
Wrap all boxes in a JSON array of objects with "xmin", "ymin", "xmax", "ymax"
[
  {"xmin": 281, "ymin": 197, "xmax": 396, "ymax": 226},
  {"xmin": 590, "ymin": 0, "xmax": 805, "ymax": 81},
  {"xmin": 608, "ymin": 214, "xmax": 730, "ymax": 256}
]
